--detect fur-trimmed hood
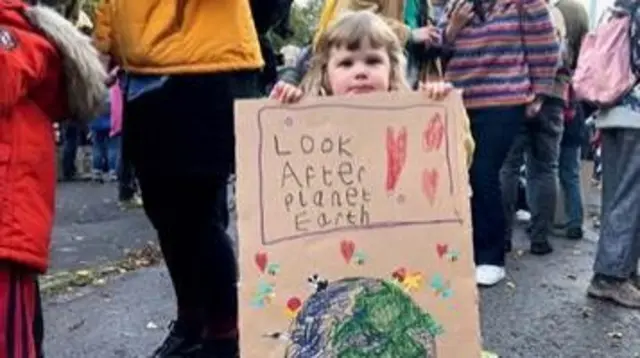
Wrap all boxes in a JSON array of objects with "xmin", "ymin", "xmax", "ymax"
[{"xmin": 23, "ymin": 5, "xmax": 107, "ymax": 122}]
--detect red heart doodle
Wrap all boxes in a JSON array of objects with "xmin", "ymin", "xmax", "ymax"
[
  {"xmin": 386, "ymin": 126, "xmax": 408, "ymax": 192},
  {"xmin": 340, "ymin": 240, "xmax": 356, "ymax": 263},
  {"xmin": 422, "ymin": 168, "xmax": 439, "ymax": 204},
  {"xmin": 286, "ymin": 297, "xmax": 302, "ymax": 312},
  {"xmin": 436, "ymin": 244, "xmax": 448, "ymax": 258},
  {"xmin": 392, "ymin": 267, "xmax": 407, "ymax": 282},
  {"xmin": 255, "ymin": 252, "xmax": 268, "ymax": 273},
  {"xmin": 423, "ymin": 113, "xmax": 445, "ymax": 152}
]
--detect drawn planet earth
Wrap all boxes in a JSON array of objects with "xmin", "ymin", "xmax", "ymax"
[{"xmin": 284, "ymin": 277, "xmax": 442, "ymax": 358}]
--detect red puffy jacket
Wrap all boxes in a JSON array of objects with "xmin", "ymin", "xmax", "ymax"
[{"xmin": 0, "ymin": 1, "xmax": 66, "ymax": 273}]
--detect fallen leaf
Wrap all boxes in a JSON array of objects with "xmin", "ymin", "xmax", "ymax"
[
  {"xmin": 567, "ymin": 274, "xmax": 577, "ymax": 280},
  {"xmin": 580, "ymin": 307, "xmax": 593, "ymax": 318},
  {"xmin": 93, "ymin": 278, "xmax": 107, "ymax": 286},
  {"xmin": 506, "ymin": 282, "xmax": 516, "ymax": 290},
  {"xmin": 516, "ymin": 250, "xmax": 525, "ymax": 257},
  {"xmin": 481, "ymin": 351, "xmax": 499, "ymax": 358},
  {"xmin": 75, "ymin": 270, "xmax": 91, "ymax": 277},
  {"xmin": 73, "ymin": 236, "xmax": 85, "ymax": 241},
  {"xmin": 68, "ymin": 319, "xmax": 85, "ymax": 332},
  {"xmin": 146, "ymin": 322, "xmax": 159, "ymax": 330}
]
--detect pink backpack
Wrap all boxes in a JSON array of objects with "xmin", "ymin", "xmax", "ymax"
[{"xmin": 573, "ymin": 10, "xmax": 637, "ymax": 107}]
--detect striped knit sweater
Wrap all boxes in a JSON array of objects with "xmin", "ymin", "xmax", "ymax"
[{"xmin": 440, "ymin": 0, "xmax": 560, "ymax": 109}]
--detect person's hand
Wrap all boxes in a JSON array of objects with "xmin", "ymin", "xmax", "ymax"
[
  {"xmin": 270, "ymin": 81, "xmax": 303, "ymax": 104},
  {"xmin": 411, "ymin": 26, "xmax": 440, "ymax": 46},
  {"xmin": 420, "ymin": 81, "xmax": 455, "ymax": 101},
  {"xmin": 525, "ymin": 97, "xmax": 544, "ymax": 118},
  {"xmin": 445, "ymin": 1, "xmax": 474, "ymax": 42}
]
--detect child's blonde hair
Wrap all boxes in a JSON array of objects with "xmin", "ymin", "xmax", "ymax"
[{"xmin": 301, "ymin": 10, "xmax": 410, "ymax": 96}]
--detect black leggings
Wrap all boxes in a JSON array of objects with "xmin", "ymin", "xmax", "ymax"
[
  {"xmin": 123, "ymin": 72, "xmax": 258, "ymax": 336},
  {"xmin": 137, "ymin": 173, "xmax": 236, "ymax": 335}
]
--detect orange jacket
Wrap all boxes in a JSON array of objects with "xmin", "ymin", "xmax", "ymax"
[
  {"xmin": 0, "ymin": 1, "xmax": 66, "ymax": 272},
  {"xmin": 93, "ymin": 0, "xmax": 263, "ymax": 74}
]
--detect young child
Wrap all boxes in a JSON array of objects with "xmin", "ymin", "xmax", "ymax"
[
  {"xmin": 271, "ymin": 10, "xmax": 474, "ymax": 168},
  {"xmin": 0, "ymin": 1, "xmax": 106, "ymax": 356}
]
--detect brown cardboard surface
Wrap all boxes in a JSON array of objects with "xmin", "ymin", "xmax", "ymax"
[{"xmin": 234, "ymin": 91, "xmax": 481, "ymax": 358}]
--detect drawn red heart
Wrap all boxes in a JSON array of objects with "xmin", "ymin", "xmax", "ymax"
[
  {"xmin": 340, "ymin": 240, "xmax": 356, "ymax": 263},
  {"xmin": 422, "ymin": 168, "xmax": 439, "ymax": 204},
  {"xmin": 286, "ymin": 297, "xmax": 302, "ymax": 312},
  {"xmin": 423, "ymin": 113, "xmax": 445, "ymax": 152},
  {"xmin": 255, "ymin": 252, "xmax": 268, "ymax": 273},
  {"xmin": 436, "ymin": 244, "xmax": 448, "ymax": 258},
  {"xmin": 392, "ymin": 267, "xmax": 407, "ymax": 282},
  {"xmin": 386, "ymin": 126, "xmax": 408, "ymax": 192}
]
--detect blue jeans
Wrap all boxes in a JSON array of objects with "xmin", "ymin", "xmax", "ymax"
[
  {"xmin": 61, "ymin": 123, "xmax": 80, "ymax": 178},
  {"xmin": 502, "ymin": 98, "xmax": 564, "ymax": 244},
  {"xmin": 91, "ymin": 129, "xmax": 117, "ymax": 173},
  {"xmin": 558, "ymin": 145, "xmax": 584, "ymax": 229},
  {"xmin": 113, "ymin": 134, "xmax": 138, "ymax": 200},
  {"xmin": 469, "ymin": 106, "xmax": 523, "ymax": 266},
  {"xmin": 594, "ymin": 128, "xmax": 640, "ymax": 278}
]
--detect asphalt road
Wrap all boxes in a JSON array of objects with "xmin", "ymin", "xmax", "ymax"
[{"xmin": 42, "ymin": 180, "xmax": 640, "ymax": 357}]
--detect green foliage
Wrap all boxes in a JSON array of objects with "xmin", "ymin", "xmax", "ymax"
[{"xmin": 269, "ymin": 0, "xmax": 323, "ymax": 50}]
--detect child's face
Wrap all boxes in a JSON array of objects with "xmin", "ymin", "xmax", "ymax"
[{"xmin": 326, "ymin": 40, "xmax": 391, "ymax": 96}]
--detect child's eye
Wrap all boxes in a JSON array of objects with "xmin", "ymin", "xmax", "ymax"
[
  {"xmin": 365, "ymin": 56, "xmax": 383, "ymax": 65},
  {"xmin": 338, "ymin": 59, "xmax": 353, "ymax": 67}
]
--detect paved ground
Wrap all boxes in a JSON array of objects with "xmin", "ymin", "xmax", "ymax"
[
  {"xmin": 42, "ymin": 179, "xmax": 640, "ymax": 357},
  {"xmin": 51, "ymin": 181, "xmax": 152, "ymax": 272}
]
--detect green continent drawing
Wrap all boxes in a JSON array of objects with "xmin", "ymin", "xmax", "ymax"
[{"xmin": 285, "ymin": 277, "xmax": 443, "ymax": 358}]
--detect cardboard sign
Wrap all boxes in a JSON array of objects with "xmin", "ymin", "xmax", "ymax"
[{"xmin": 235, "ymin": 92, "xmax": 481, "ymax": 358}]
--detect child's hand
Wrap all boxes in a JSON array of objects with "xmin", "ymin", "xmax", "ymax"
[
  {"xmin": 270, "ymin": 81, "xmax": 303, "ymax": 104},
  {"xmin": 419, "ymin": 81, "xmax": 455, "ymax": 101}
]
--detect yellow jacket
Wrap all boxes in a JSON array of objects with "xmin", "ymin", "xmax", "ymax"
[{"xmin": 93, "ymin": 0, "xmax": 263, "ymax": 74}]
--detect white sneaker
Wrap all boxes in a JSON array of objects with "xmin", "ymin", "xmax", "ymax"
[
  {"xmin": 515, "ymin": 210, "xmax": 531, "ymax": 222},
  {"xmin": 476, "ymin": 265, "xmax": 506, "ymax": 286}
]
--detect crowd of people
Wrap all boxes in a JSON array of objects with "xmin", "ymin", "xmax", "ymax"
[{"xmin": 1, "ymin": 0, "xmax": 640, "ymax": 357}]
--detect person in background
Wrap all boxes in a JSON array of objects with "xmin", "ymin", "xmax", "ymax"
[
  {"xmin": 588, "ymin": 0, "xmax": 640, "ymax": 308},
  {"xmin": 58, "ymin": 4, "xmax": 93, "ymax": 182},
  {"xmin": 89, "ymin": 91, "xmax": 117, "ymax": 183},
  {"xmin": 250, "ymin": 0, "xmax": 294, "ymax": 94},
  {"xmin": 432, "ymin": 0, "xmax": 449, "ymax": 23},
  {"xmin": 93, "ymin": 0, "xmax": 263, "ymax": 356},
  {"xmin": 551, "ymin": 0, "xmax": 590, "ymax": 240},
  {"xmin": 0, "ymin": 1, "xmax": 106, "ymax": 357},
  {"xmin": 107, "ymin": 68, "xmax": 142, "ymax": 207},
  {"xmin": 441, "ymin": 0, "xmax": 560, "ymax": 286},
  {"xmin": 501, "ymin": 0, "xmax": 575, "ymax": 256}
]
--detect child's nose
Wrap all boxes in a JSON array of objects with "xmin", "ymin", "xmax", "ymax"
[{"xmin": 354, "ymin": 63, "xmax": 369, "ymax": 78}]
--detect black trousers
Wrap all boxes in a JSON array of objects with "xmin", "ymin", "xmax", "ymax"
[{"xmin": 125, "ymin": 72, "xmax": 258, "ymax": 335}]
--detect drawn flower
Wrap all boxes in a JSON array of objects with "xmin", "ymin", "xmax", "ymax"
[
  {"xmin": 402, "ymin": 272, "xmax": 423, "ymax": 293},
  {"xmin": 430, "ymin": 274, "xmax": 453, "ymax": 299},
  {"xmin": 251, "ymin": 280, "xmax": 275, "ymax": 308}
]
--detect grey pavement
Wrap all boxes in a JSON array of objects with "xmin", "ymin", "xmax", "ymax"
[{"xmin": 51, "ymin": 181, "xmax": 152, "ymax": 273}]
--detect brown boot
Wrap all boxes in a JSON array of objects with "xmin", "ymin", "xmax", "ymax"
[{"xmin": 587, "ymin": 275, "xmax": 640, "ymax": 308}]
